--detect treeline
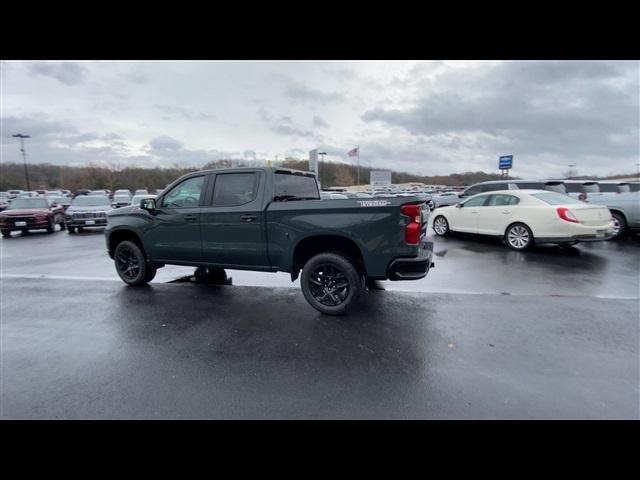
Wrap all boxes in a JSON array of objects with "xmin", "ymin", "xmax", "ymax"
[
  {"xmin": 280, "ymin": 159, "xmax": 509, "ymax": 187},
  {"xmin": 0, "ymin": 163, "xmax": 198, "ymax": 192},
  {"xmin": 4, "ymin": 159, "xmax": 632, "ymax": 192}
]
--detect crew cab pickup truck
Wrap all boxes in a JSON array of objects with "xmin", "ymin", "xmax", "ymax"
[{"xmin": 105, "ymin": 167, "xmax": 434, "ymax": 315}]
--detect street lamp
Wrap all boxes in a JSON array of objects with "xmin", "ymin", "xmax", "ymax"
[
  {"xmin": 318, "ymin": 151, "xmax": 327, "ymax": 188},
  {"xmin": 567, "ymin": 164, "xmax": 576, "ymax": 180},
  {"xmin": 12, "ymin": 134, "xmax": 31, "ymax": 191}
]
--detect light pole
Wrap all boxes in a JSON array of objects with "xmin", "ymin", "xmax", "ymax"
[
  {"xmin": 567, "ymin": 164, "xmax": 576, "ymax": 180},
  {"xmin": 318, "ymin": 151, "xmax": 327, "ymax": 188},
  {"xmin": 12, "ymin": 134, "xmax": 31, "ymax": 191}
]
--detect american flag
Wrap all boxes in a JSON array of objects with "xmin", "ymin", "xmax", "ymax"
[{"xmin": 347, "ymin": 147, "xmax": 358, "ymax": 157}]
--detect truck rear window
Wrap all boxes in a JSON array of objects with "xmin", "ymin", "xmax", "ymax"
[{"xmin": 274, "ymin": 172, "xmax": 320, "ymax": 200}]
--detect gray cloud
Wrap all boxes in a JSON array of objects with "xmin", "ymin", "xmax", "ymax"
[
  {"xmin": 362, "ymin": 61, "xmax": 639, "ymax": 165},
  {"xmin": 27, "ymin": 62, "xmax": 87, "ymax": 86},
  {"xmin": 148, "ymin": 135, "xmax": 184, "ymax": 151},
  {"xmin": 153, "ymin": 104, "xmax": 216, "ymax": 122},
  {"xmin": 271, "ymin": 124, "xmax": 316, "ymax": 138},
  {"xmin": 312, "ymin": 115, "xmax": 330, "ymax": 128},
  {"xmin": 284, "ymin": 82, "xmax": 345, "ymax": 103}
]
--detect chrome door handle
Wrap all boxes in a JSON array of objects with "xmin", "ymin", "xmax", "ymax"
[
  {"xmin": 502, "ymin": 211, "xmax": 511, "ymax": 214},
  {"xmin": 184, "ymin": 214, "xmax": 197, "ymax": 222},
  {"xmin": 241, "ymin": 215, "xmax": 257, "ymax": 222}
]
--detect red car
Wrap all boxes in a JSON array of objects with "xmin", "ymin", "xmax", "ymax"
[{"xmin": 0, "ymin": 197, "xmax": 66, "ymax": 237}]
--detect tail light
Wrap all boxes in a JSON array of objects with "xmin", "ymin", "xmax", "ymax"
[
  {"xmin": 401, "ymin": 204, "xmax": 422, "ymax": 244},
  {"xmin": 557, "ymin": 207, "xmax": 580, "ymax": 223}
]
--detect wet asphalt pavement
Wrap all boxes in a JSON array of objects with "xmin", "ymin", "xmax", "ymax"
[{"xmin": 1, "ymin": 226, "xmax": 639, "ymax": 419}]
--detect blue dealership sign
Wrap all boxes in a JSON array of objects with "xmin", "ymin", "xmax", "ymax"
[{"xmin": 499, "ymin": 155, "xmax": 513, "ymax": 169}]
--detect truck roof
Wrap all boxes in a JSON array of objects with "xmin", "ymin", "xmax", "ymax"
[{"xmin": 186, "ymin": 166, "xmax": 316, "ymax": 177}]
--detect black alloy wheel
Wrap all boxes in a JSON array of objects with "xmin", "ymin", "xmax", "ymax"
[{"xmin": 301, "ymin": 252, "xmax": 362, "ymax": 315}]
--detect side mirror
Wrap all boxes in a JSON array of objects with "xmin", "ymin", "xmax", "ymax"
[
  {"xmin": 141, "ymin": 198, "xmax": 156, "ymax": 214},
  {"xmin": 457, "ymin": 193, "xmax": 464, "ymax": 198},
  {"xmin": 51, "ymin": 202, "xmax": 58, "ymax": 207},
  {"xmin": 456, "ymin": 203, "xmax": 463, "ymax": 208}
]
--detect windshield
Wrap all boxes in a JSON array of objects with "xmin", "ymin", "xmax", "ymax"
[
  {"xmin": 71, "ymin": 195, "xmax": 111, "ymax": 207},
  {"xmin": 6, "ymin": 198, "xmax": 49, "ymax": 209},
  {"xmin": 531, "ymin": 192, "xmax": 584, "ymax": 205},
  {"xmin": 274, "ymin": 172, "xmax": 319, "ymax": 200}
]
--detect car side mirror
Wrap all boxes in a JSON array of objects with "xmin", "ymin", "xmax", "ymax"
[
  {"xmin": 51, "ymin": 202, "xmax": 58, "ymax": 208},
  {"xmin": 456, "ymin": 203, "xmax": 463, "ymax": 208},
  {"xmin": 141, "ymin": 198, "xmax": 156, "ymax": 214},
  {"xmin": 457, "ymin": 193, "xmax": 464, "ymax": 198}
]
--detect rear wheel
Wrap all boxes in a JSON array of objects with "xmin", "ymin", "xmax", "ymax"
[
  {"xmin": 67, "ymin": 226, "xmax": 75, "ymax": 234},
  {"xmin": 114, "ymin": 240, "xmax": 155, "ymax": 286},
  {"xmin": 59, "ymin": 220, "xmax": 66, "ymax": 231},
  {"xmin": 505, "ymin": 223, "xmax": 534, "ymax": 251},
  {"xmin": 433, "ymin": 215, "xmax": 450, "ymax": 236},
  {"xmin": 301, "ymin": 251, "xmax": 362, "ymax": 315},
  {"xmin": 610, "ymin": 212, "xmax": 626, "ymax": 240}
]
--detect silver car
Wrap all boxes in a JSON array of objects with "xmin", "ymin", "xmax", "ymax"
[{"xmin": 584, "ymin": 191, "xmax": 639, "ymax": 239}]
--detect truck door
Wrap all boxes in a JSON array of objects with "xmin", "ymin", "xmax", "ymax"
[
  {"xmin": 145, "ymin": 174, "xmax": 207, "ymax": 263},
  {"xmin": 200, "ymin": 171, "xmax": 269, "ymax": 267}
]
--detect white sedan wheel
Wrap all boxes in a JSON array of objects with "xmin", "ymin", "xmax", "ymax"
[
  {"xmin": 506, "ymin": 224, "xmax": 532, "ymax": 250},
  {"xmin": 433, "ymin": 216, "xmax": 449, "ymax": 236}
]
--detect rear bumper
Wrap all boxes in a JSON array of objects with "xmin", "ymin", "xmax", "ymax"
[
  {"xmin": 66, "ymin": 218, "xmax": 107, "ymax": 227},
  {"xmin": 387, "ymin": 241, "xmax": 434, "ymax": 281}
]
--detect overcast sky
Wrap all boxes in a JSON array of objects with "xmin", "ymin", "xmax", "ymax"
[{"xmin": 1, "ymin": 60, "xmax": 638, "ymax": 178}]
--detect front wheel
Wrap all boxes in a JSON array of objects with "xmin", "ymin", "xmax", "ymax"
[
  {"xmin": 67, "ymin": 225, "xmax": 75, "ymax": 234},
  {"xmin": 505, "ymin": 223, "xmax": 534, "ymax": 251},
  {"xmin": 433, "ymin": 215, "xmax": 450, "ymax": 236},
  {"xmin": 46, "ymin": 219, "xmax": 55, "ymax": 233},
  {"xmin": 114, "ymin": 240, "xmax": 155, "ymax": 286},
  {"xmin": 301, "ymin": 251, "xmax": 363, "ymax": 315},
  {"xmin": 1, "ymin": 229, "xmax": 10, "ymax": 237}
]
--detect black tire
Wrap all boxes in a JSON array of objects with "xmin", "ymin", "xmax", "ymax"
[
  {"xmin": 59, "ymin": 221, "xmax": 66, "ymax": 231},
  {"xmin": 1, "ymin": 229, "xmax": 10, "ymax": 237},
  {"xmin": 77, "ymin": 227, "xmax": 84, "ymax": 233},
  {"xmin": 432, "ymin": 215, "xmax": 450, "ymax": 236},
  {"xmin": 610, "ymin": 212, "xmax": 626, "ymax": 240},
  {"xmin": 46, "ymin": 219, "xmax": 55, "ymax": 233},
  {"xmin": 67, "ymin": 226, "xmax": 75, "ymax": 234},
  {"xmin": 505, "ymin": 222, "xmax": 534, "ymax": 251},
  {"xmin": 301, "ymin": 251, "xmax": 363, "ymax": 316},
  {"xmin": 114, "ymin": 240, "xmax": 154, "ymax": 286}
]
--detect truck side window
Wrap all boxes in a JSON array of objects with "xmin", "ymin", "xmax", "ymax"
[
  {"xmin": 161, "ymin": 176, "xmax": 204, "ymax": 208},
  {"xmin": 212, "ymin": 173, "xmax": 258, "ymax": 207}
]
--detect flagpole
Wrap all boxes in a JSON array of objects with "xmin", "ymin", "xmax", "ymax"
[{"xmin": 356, "ymin": 145, "xmax": 360, "ymax": 186}]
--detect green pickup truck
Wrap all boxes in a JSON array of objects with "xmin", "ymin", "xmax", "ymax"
[{"xmin": 105, "ymin": 167, "xmax": 434, "ymax": 315}]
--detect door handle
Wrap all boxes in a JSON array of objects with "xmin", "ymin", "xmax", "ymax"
[
  {"xmin": 241, "ymin": 215, "xmax": 257, "ymax": 222},
  {"xmin": 184, "ymin": 214, "xmax": 197, "ymax": 222},
  {"xmin": 502, "ymin": 210, "xmax": 511, "ymax": 214}
]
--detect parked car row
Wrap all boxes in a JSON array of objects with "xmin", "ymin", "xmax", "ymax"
[{"xmin": 0, "ymin": 193, "xmax": 156, "ymax": 237}]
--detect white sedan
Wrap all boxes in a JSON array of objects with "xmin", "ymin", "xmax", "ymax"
[{"xmin": 431, "ymin": 190, "xmax": 615, "ymax": 250}]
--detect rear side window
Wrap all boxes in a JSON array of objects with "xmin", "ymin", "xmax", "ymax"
[
  {"xmin": 563, "ymin": 183, "xmax": 582, "ymax": 193},
  {"xmin": 274, "ymin": 172, "xmax": 320, "ymax": 200},
  {"xmin": 514, "ymin": 182, "xmax": 545, "ymax": 189},
  {"xmin": 482, "ymin": 183, "xmax": 508, "ymax": 192},
  {"xmin": 487, "ymin": 194, "xmax": 520, "ymax": 206},
  {"xmin": 463, "ymin": 195, "xmax": 490, "ymax": 207},
  {"xmin": 629, "ymin": 183, "xmax": 640, "ymax": 192},
  {"xmin": 531, "ymin": 192, "xmax": 583, "ymax": 205},
  {"xmin": 544, "ymin": 183, "xmax": 566, "ymax": 193},
  {"xmin": 212, "ymin": 173, "xmax": 258, "ymax": 207},
  {"xmin": 598, "ymin": 183, "xmax": 621, "ymax": 193}
]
